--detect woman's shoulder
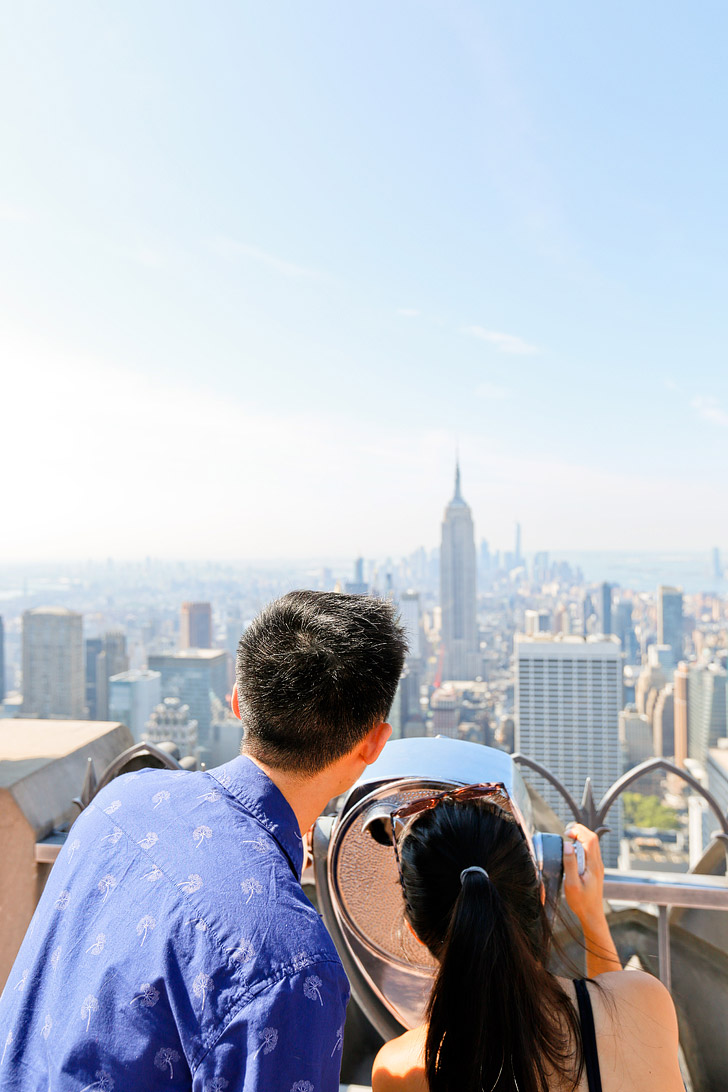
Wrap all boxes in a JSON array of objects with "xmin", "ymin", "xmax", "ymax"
[
  {"xmin": 563, "ymin": 970, "xmax": 683, "ymax": 1091},
  {"xmin": 372, "ymin": 1026, "xmax": 427, "ymax": 1092}
]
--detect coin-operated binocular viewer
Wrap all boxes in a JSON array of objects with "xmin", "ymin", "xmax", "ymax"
[{"xmin": 313, "ymin": 737, "xmax": 566, "ymax": 1040}]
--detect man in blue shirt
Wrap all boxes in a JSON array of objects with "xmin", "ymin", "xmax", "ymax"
[{"xmin": 0, "ymin": 591, "xmax": 407, "ymax": 1090}]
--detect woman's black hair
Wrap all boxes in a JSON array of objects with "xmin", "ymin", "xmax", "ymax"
[{"xmin": 399, "ymin": 798, "xmax": 584, "ymax": 1092}]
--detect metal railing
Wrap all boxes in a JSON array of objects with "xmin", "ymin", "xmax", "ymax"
[{"xmin": 513, "ymin": 753, "xmax": 728, "ymax": 990}]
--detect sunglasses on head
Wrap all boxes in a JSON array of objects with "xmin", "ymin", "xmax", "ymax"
[{"xmin": 390, "ymin": 781, "xmax": 535, "ymax": 880}]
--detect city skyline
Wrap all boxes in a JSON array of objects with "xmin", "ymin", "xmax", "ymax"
[{"xmin": 3, "ymin": 5, "xmax": 728, "ymax": 561}]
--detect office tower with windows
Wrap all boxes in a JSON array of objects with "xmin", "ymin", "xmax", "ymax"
[
  {"xmin": 431, "ymin": 685, "xmax": 459, "ymax": 737},
  {"xmin": 515, "ymin": 634, "xmax": 623, "ymax": 865},
  {"xmin": 109, "ymin": 669, "xmax": 162, "ymax": 741},
  {"xmin": 147, "ymin": 648, "xmax": 227, "ymax": 746},
  {"xmin": 657, "ymin": 586, "xmax": 684, "ymax": 664},
  {"xmin": 687, "ymin": 661, "xmax": 727, "ymax": 764},
  {"xmin": 145, "ymin": 697, "xmax": 198, "ymax": 758},
  {"xmin": 22, "ymin": 607, "xmax": 85, "ymax": 719},
  {"xmin": 440, "ymin": 462, "xmax": 478, "ymax": 681},
  {"xmin": 180, "ymin": 602, "xmax": 213, "ymax": 649}
]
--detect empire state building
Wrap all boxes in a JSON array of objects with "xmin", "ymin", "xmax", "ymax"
[{"xmin": 440, "ymin": 462, "xmax": 478, "ymax": 681}]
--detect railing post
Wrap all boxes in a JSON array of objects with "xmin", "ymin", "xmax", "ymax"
[{"xmin": 657, "ymin": 905, "xmax": 671, "ymax": 991}]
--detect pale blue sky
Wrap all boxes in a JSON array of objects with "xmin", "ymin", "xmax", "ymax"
[{"xmin": 2, "ymin": 2, "xmax": 727, "ymax": 560}]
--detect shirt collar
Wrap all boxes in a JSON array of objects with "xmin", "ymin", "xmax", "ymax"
[{"xmin": 208, "ymin": 755, "xmax": 304, "ymax": 879}]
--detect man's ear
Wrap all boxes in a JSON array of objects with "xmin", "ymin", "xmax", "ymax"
[
  {"xmin": 357, "ymin": 721, "xmax": 392, "ymax": 766},
  {"xmin": 231, "ymin": 685, "xmax": 241, "ymax": 720}
]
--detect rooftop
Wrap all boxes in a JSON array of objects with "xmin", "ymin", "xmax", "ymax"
[
  {"xmin": 148, "ymin": 648, "xmax": 226, "ymax": 661},
  {"xmin": 0, "ymin": 720, "xmax": 129, "ymax": 789}
]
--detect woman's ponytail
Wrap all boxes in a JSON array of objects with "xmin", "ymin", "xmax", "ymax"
[{"xmin": 400, "ymin": 800, "xmax": 582, "ymax": 1092}]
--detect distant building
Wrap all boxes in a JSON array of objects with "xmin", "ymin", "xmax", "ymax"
[
  {"xmin": 108, "ymin": 670, "xmax": 162, "ymax": 741},
  {"xmin": 440, "ymin": 462, "xmax": 478, "ymax": 681},
  {"xmin": 712, "ymin": 547, "xmax": 722, "ymax": 581},
  {"xmin": 84, "ymin": 637, "xmax": 103, "ymax": 719},
  {"xmin": 687, "ymin": 661, "xmax": 727, "ymax": 764},
  {"xmin": 533, "ymin": 551, "xmax": 549, "ymax": 584},
  {"xmin": 180, "ymin": 602, "xmax": 213, "ymax": 649},
  {"xmin": 515, "ymin": 634, "xmax": 623, "ymax": 866},
  {"xmin": 344, "ymin": 557, "xmax": 368, "ymax": 596},
  {"xmin": 85, "ymin": 632, "xmax": 129, "ymax": 720},
  {"xmin": 635, "ymin": 650, "xmax": 668, "ymax": 721},
  {"xmin": 95, "ymin": 631, "xmax": 129, "ymax": 720},
  {"xmin": 613, "ymin": 600, "xmax": 638, "ymax": 662},
  {"xmin": 21, "ymin": 608, "xmax": 85, "ymax": 719},
  {"xmin": 431, "ymin": 685, "xmax": 459, "ymax": 738},
  {"xmin": 653, "ymin": 684, "xmax": 675, "ymax": 757},
  {"xmin": 206, "ymin": 695, "xmax": 244, "ymax": 767},
  {"xmin": 619, "ymin": 706, "xmax": 654, "ymax": 769},
  {"xmin": 514, "ymin": 522, "xmax": 522, "ymax": 566},
  {"xmin": 147, "ymin": 649, "xmax": 227, "ymax": 746},
  {"xmin": 524, "ymin": 610, "xmax": 551, "ymax": 637},
  {"xmin": 398, "ymin": 591, "xmax": 422, "ymax": 660},
  {"xmin": 657, "ymin": 586, "xmax": 684, "ymax": 664},
  {"xmin": 145, "ymin": 697, "xmax": 198, "ymax": 758},
  {"xmin": 673, "ymin": 662, "xmax": 689, "ymax": 769},
  {"xmin": 598, "ymin": 582, "xmax": 612, "ymax": 635},
  {"xmin": 706, "ymin": 742, "xmax": 728, "ymax": 831}
]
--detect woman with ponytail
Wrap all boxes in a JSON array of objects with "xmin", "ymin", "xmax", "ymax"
[{"xmin": 372, "ymin": 787, "xmax": 683, "ymax": 1092}]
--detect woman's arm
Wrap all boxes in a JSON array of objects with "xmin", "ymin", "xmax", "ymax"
[{"xmin": 562, "ymin": 823, "xmax": 622, "ymax": 976}]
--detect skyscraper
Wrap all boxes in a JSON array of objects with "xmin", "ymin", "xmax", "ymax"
[
  {"xmin": 109, "ymin": 669, "xmax": 162, "ymax": 741},
  {"xmin": 687, "ymin": 661, "xmax": 727, "ymax": 764},
  {"xmin": 398, "ymin": 590, "xmax": 422, "ymax": 661},
  {"xmin": 440, "ymin": 462, "xmax": 478, "ymax": 681},
  {"xmin": 515, "ymin": 634, "xmax": 623, "ymax": 866},
  {"xmin": 673, "ymin": 661, "xmax": 689, "ymax": 770},
  {"xmin": 94, "ymin": 631, "xmax": 130, "ymax": 720},
  {"xmin": 657, "ymin": 586, "xmax": 684, "ymax": 663},
  {"xmin": 180, "ymin": 602, "xmax": 213, "ymax": 649},
  {"xmin": 21, "ymin": 607, "xmax": 85, "ymax": 719},
  {"xmin": 598, "ymin": 582, "xmax": 612, "ymax": 635},
  {"xmin": 147, "ymin": 648, "xmax": 227, "ymax": 746}
]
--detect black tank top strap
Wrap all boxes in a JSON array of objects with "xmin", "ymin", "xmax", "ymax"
[{"xmin": 573, "ymin": 978, "xmax": 603, "ymax": 1092}]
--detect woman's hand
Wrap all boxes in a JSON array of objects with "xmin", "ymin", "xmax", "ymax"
[
  {"xmin": 562, "ymin": 823, "xmax": 605, "ymax": 929},
  {"xmin": 563, "ymin": 824, "xmax": 621, "ymax": 974}
]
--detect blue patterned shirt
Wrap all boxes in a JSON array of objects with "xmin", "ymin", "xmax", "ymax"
[{"xmin": 0, "ymin": 756, "xmax": 349, "ymax": 1091}]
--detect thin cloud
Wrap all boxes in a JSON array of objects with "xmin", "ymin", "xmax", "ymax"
[
  {"xmin": 463, "ymin": 325, "xmax": 539, "ymax": 355},
  {"xmin": 664, "ymin": 378, "xmax": 681, "ymax": 393},
  {"xmin": 113, "ymin": 245, "xmax": 166, "ymax": 269},
  {"xmin": 476, "ymin": 382, "xmax": 510, "ymax": 399},
  {"xmin": 691, "ymin": 395, "xmax": 728, "ymax": 428},
  {"xmin": 396, "ymin": 308, "xmax": 420, "ymax": 318},
  {"xmin": 210, "ymin": 237, "xmax": 319, "ymax": 279}
]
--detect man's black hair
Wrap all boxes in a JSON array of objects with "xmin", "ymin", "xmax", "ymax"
[{"xmin": 236, "ymin": 590, "xmax": 408, "ymax": 774}]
